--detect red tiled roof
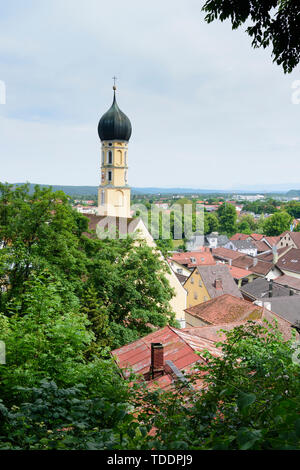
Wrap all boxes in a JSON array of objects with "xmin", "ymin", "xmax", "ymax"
[
  {"xmin": 212, "ymin": 247, "xmax": 245, "ymax": 261},
  {"xmin": 250, "ymin": 233, "xmax": 264, "ymax": 241},
  {"xmin": 185, "ymin": 294, "xmax": 264, "ymax": 325},
  {"xmin": 252, "ymin": 240, "xmax": 270, "ymax": 252},
  {"xmin": 230, "ymin": 233, "xmax": 250, "ymax": 241},
  {"xmin": 263, "ymin": 236, "xmax": 281, "ymax": 247},
  {"xmin": 232, "ymin": 255, "xmax": 273, "ymax": 276},
  {"xmin": 111, "ymin": 325, "xmax": 221, "ymax": 388},
  {"xmin": 171, "ymin": 251, "xmax": 216, "ymax": 268},
  {"xmin": 228, "ymin": 265, "xmax": 253, "ymax": 280}
]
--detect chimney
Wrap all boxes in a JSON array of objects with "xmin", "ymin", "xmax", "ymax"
[
  {"xmin": 229, "ymin": 259, "xmax": 232, "ymax": 266},
  {"xmin": 269, "ymin": 279, "xmax": 273, "ymax": 298},
  {"xmin": 150, "ymin": 343, "xmax": 164, "ymax": 379},
  {"xmin": 215, "ymin": 278, "xmax": 223, "ymax": 290},
  {"xmin": 253, "ymin": 258, "xmax": 258, "ymax": 267}
]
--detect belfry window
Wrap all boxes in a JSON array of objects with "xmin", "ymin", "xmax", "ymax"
[
  {"xmin": 108, "ymin": 171, "xmax": 112, "ymax": 182},
  {"xmin": 108, "ymin": 151, "xmax": 113, "ymax": 165}
]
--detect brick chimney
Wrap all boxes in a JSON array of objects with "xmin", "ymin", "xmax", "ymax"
[
  {"xmin": 150, "ymin": 343, "xmax": 164, "ymax": 379},
  {"xmin": 215, "ymin": 278, "xmax": 223, "ymax": 290}
]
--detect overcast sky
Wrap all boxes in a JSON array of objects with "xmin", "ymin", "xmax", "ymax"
[{"xmin": 0, "ymin": 0, "xmax": 300, "ymax": 190}]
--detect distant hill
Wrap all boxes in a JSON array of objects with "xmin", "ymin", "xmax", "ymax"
[{"xmin": 8, "ymin": 183, "xmax": 300, "ymax": 198}]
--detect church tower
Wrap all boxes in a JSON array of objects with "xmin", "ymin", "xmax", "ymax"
[{"xmin": 97, "ymin": 85, "xmax": 132, "ymax": 218}]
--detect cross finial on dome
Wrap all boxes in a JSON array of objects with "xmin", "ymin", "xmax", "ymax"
[{"xmin": 112, "ymin": 76, "xmax": 117, "ymax": 91}]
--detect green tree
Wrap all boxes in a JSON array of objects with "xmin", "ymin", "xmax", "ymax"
[
  {"xmin": 83, "ymin": 237, "xmax": 176, "ymax": 349},
  {"xmin": 237, "ymin": 220, "xmax": 251, "ymax": 234},
  {"xmin": 238, "ymin": 214, "xmax": 257, "ymax": 232},
  {"xmin": 217, "ymin": 203, "xmax": 237, "ymax": 236},
  {"xmin": 0, "ymin": 183, "xmax": 89, "ymax": 300},
  {"xmin": 0, "ymin": 380, "xmax": 142, "ymax": 450},
  {"xmin": 202, "ymin": 0, "xmax": 300, "ymax": 73},
  {"xmin": 204, "ymin": 213, "xmax": 219, "ymax": 234},
  {"xmin": 263, "ymin": 211, "xmax": 292, "ymax": 236},
  {"xmin": 81, "ymin": 286, "xmax": 112, "ymax": 355}
]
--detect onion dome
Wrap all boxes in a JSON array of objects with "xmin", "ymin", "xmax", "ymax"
[{"xmin": 98, "ymin": 87, "xmax": 132, "ymax": 142}]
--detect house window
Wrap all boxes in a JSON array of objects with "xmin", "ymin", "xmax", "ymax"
[
  {"xmin": 108, "ymin": 171, "xmax": 112, "ymax": 182},
  {"xmin": 194, "ymin": 292, "xmax": 198, "ymax": 300},
  {"xmin": 108, "ymin": 151, "xmax": 113, "ymax": 164},
  {"xmin": 199, "ymin": 280, "xmax": 202, "ymax": 287},
  {"xmin": 191, "ymin": 277, "xmax": 194, "ymax": 284}
]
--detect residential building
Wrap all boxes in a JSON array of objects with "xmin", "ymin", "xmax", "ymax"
[
  {"xmin": 185, "ymin": 294, "xmax": 267, "ymax": 327},
  {"xmin": 274, "ymin": 274, "xmax": 300, "ymax": 293},
  {"xmin": 276, "ymin": 231, "xmax": 300, "ymax": 250},
  {"xmin": 232, "ymin": 255, "xmax": 282, "ymax": 281},
  {"xmin": 227, "ymin": 265, "xmax": 254, "ymax": 288},
  {"xmin": 184, "ymin": 264, "xmax": 242, "ymax": 309},
  {"xmin": 169, "ymin": 250, "xmax": 216, "ymax": 271},
  {"xmin": 212, "ymin": 247, "xmax": 246, "ymax": 264},
  {"xmin": 167, "ymin": 258, "xmax": 192, "ymax": 278},
  {"xmin": 240, "ymin": 278, "xmax": 294, "ymax": 302},
  {"xmin": 205, "ymin": 232, "xmax": 229, "ymax": 249},
  {"xmin": 184, "ymin": 294, "xmax": 295, "ymax": 339},
  {"xmin": 276, "ymin": 248, "xmax": 300, "ymax": 279},
  {"xmin": 224, "ymin": 239, "xmax": 257, "ymax": 257},
  {"xmin": 254, "ymin": 296, "xmax": 300, "ymax": 331}
]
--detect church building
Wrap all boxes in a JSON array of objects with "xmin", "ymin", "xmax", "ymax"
[
  {"xmin": 85, "ymin": 85, "xmax": 187, "ymax": 327},
  {"xmin": 97, "ymin": 85, "xmax": 131, "ymax": 218}
]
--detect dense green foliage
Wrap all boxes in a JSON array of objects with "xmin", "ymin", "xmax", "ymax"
[
  {"xmin": 263, "ymin": 211, "xmax": 293, "ymax": 236},
  {"xmin": 217, "ymin": 203, "xmax": 237, "ymax": 236}
]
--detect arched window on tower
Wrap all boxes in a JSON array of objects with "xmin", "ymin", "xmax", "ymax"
[
  {"xmin": 108, "ymin": 171, "xmax": 112, "ymax": 183},
  {"xmin": 101, "ymin": 191, "xmax": 105, "ymax": 205},
  {"xmin": 116, "ymin": 190, "xmax": 124, "ymax": 207},
  {"xmin": 108, "ymin": 151, "xmax": 113, "ymax": 165}
]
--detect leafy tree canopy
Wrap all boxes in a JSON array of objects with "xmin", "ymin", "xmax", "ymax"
[
  {"xmin": 263, "ymin": 210, "xmax": 292, "ymax": 235},
  {"xmin": 202, "ymin": 0, "xmax": 300, "ymax": 73}
]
